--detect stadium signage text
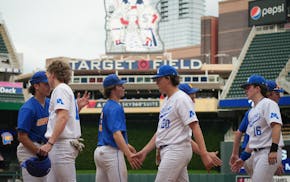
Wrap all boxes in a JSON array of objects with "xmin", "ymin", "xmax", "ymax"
[
  {"xmin": 0, "ymin": 82, "xmax": 23, "ymax": 94},
  {"xmin": 0, "ymin": 87, "xmax": 16, "ymax": 94},
  {"xmin": 236, "ymin": 175, "xmax": 290, "ymax": 182},
  {"xmin": 87, "ymin": 100, "xmax": 160, "ymax": 108},
  {"xmin": 248, "ymin": 0, "xmax": 287, "ymax": 26},
  {"xmin": 70, "ymin": 59, "xmax": 202, "ymax": 71}
]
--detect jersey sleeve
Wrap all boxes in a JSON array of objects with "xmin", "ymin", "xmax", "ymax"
[
  {"xmin": 176, "ymin": 95, "xmax": 198, "ymax": 125},
  {"xmin": 52, "ymin": 86, "xmax": 71, "ymax": 111},
  {"xmin": 238, "ymin": 110, "xmax": 249, "ymax": 133},
  {"xmin": 17, "ymin": 107, "xmax": 34, "ymax": 133},
  {"xmin": 264, "ymin": 100, "xmax": 282, "ymax": 126}
]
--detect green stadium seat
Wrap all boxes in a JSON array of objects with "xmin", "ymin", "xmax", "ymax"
[
  {"xmin": 0, "ymin": 34, "xmax": 8, "ymax": 54},
  {"xmin": 226, "ymin": 31, "xmax": 290, "ymax": 98}
]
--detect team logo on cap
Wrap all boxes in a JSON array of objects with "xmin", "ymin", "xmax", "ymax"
[
  {"xmin": 250, "ymin": 6, "xmax": 261, "ymax": 20},
  {"xmin": 1, "ymin": 132, "xmax": 13, "ymax": 145}
]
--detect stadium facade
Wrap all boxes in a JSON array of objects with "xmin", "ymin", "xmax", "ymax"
[{"xmin": 1, "ymin": 0, "xmax": 290, "ymax": 179}]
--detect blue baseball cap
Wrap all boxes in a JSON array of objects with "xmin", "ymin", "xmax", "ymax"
[
  {"xmin": 103, "ymin": 74, "xmax": 126, "ymax": 88},
  {"xmin": 30, "ymin": 71, "xmax": 48, "ymax": 85},
  {"xmin": 266, "ymin": 80, "xmax": 284, "ymax": 92},
  {"xmin": 178, "ymin": 83, "xmax": 199, "ymax": 95},
  {"xmin": 241, "ymin": 74, "xmax": 266, "ymax": 89},
  {"xmin": 151, "ymin": 65, "xmax": 178, "ymax": 79},
  {"xmin": 21, "ymin": 156, "xmax": 51, "ymax": 177}
]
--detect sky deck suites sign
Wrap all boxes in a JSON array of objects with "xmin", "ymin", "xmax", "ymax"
[
  {"xmin": 87, "ymin": 100, "xmax": 160, "ymax": 108},
  {"xmin": 70, "ymin": 59, "xmax": 202, "ymax": 71},
  {"xmin": 104, "ymin": 0, "xmax": 164, "ymax": 53},
  {"xmin": 0, "ymin": 82, "xmax": 22, "ymax": 94}
]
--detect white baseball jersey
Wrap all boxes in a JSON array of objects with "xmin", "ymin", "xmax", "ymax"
[
  {"xmin": 45, "ymin": 83, "xmax": 81, "ymax": 139},
  {"xmin": 156, "ymin": 90, "xmax": 198, "ymax": 147},
  {"xmin": 246, "ymin": 98, "xmax": 284, "ymax": 149}
]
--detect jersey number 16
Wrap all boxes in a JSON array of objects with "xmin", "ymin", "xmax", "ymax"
[{"xmin": 254, "ymin": 126, "xmax": 262, "ymax": 136}]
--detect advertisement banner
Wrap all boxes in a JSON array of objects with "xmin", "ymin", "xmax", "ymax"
[
  {"xmin": 87, "ymin": 100, "xmax": 160, "ymax": 108},
  {"xmin": 0, "ymin": 82, "xmax": 23, "ymax": 94},
  {"xmin": 248, "ymin": 0, "xmax": 287, "ymax": 26},
  {"xmin": 236, "ymin": 175, "xmax": 290, "ymax": 182}
]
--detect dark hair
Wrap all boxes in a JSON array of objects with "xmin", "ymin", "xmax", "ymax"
[
  {"xmin": 104, "ymin": 85, "xmax": 116, "ymax": 98},
  {"xmin": 47, "ymin": 60, "xmax": 71, "ymax": 84},
  {"xmin": 254, "ymin": 84, "xmax": 267, "ymax": 98},
  {"xmin": 167, "ymin": 75, "xmax": 180, "ymax": 86},
  {"xmin": 28, "ymin": 85, "xmax": 36, "ymax": 95}
]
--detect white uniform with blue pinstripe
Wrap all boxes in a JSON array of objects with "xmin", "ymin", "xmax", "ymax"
[
  {"xmin": 246, "ymin": 98, "xmax": 284, "ymax": 182},
  {"xmin": 155, "ymin": 90, "xmax": 197, "ymax": 182}
]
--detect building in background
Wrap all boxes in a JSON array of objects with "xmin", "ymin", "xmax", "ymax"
[{"xmin": 152, "ymin": 0, "xmax": 205, "ymax": 49}]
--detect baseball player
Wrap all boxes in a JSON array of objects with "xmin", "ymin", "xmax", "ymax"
[
  {"xmin": 231, "ymin": 75, "xmax": 284, "ymax": 182},
  {"xmin": 156, "ymin": 83, "xmax": 222, "ymax": 166},
  {"xmin": 94, "ymin": 74, "xmax": 141, "ymax": 182},
  {"xmin": 17, "ymin": 71, "xmax": 50, "ymax": 182},
  {"xmin": 134, "ymin": 65, "xmax": 215, "ymax": 182},
  {"xmin": 230, "ymin": 80, "xmax": 285, "ymax": 176},
  {"xmin": 38, "ymin": 60, "xmax": 87, "ymax": 182}
]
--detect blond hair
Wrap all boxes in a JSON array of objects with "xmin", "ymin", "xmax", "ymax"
[{"xmin": 47, "ymin": 60, "xmax": 72, "ymax": 84}]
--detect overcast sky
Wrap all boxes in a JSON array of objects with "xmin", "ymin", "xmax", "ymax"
[{"xmin": 0, "ymin": 0, "xmax": 220, "ymax": 73}]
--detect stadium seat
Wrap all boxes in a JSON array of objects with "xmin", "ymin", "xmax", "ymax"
[
  {"xmin": 226, "ymin": 31, "xmax": 290, "ymax": 98},
  {"xmin": 0, "ymin": 34, "xmax": 8, "ymax": 54}
]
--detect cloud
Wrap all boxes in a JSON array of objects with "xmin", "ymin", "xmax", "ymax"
[{"xmin": 0, "ymin": 0, "xmax": 219, "ymax": 73}]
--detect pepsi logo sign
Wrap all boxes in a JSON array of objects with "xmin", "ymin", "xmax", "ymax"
[{"xmin": 250, "ymin": 6, "xmax": 261, "ymax": 20}]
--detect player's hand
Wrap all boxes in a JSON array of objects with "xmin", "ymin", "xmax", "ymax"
[
  {"xmin": 200, "ymin": 152, "xmax": 215, "ymax": 172},
  {"xmin": 77, "ymin": 91, "xmax": 90, "ymax": 111},
  {"xmin": 126, "ymin": 152, "xmax": 142, "ymax": 169},
  {"xmin": 38, "ymin": 143, "xmax": 52, "ymax": 156},
  {"xmin": 132, "ymin": 150, "xmax": 147, "ymax": 164},
  {"xmin": 268, "ymin": 152, "xmax": 278, "ymax": 165},
  {"xmin": 208, "ymin": 151, "xmax": 222, "ymax": 167},
  {"xmin": 231, "ymin": 159, "xmax": 244, "ymax": 173},
  {"xmin": 155, "ymin": 148, "xmax": 161, "ymax": 166},
  {"xmin": 229, "ymin": 154, "xmax": 239, "ymax": 167},
  {"xmin": 275, "ymin": 163, "xmax": 284, "ymax": 176},
  {"xmin": 128, "ymin": 144, "xmax": 137, "ymax": 153}
]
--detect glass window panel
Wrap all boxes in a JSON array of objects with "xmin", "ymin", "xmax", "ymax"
[
  {"xmin": 89, "ymin": 78, "xmax": 95, "ymax": 83},
  {"xmin": 97, "ymin": 78, "xmax": 103, "ymax": 82},
  {"xmin": 192, "ymin": 77, "xmax": 199, "ymax": 82},
  {"xmin": 81, "ymin": 78, "xmax": 87, "ymax": 83},
  {"xmin": 201, "ymin": 77, "xmax": 207, "ymax": 82}
]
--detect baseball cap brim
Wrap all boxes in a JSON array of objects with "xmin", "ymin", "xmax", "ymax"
[
  {"xmin": 151, "ymin": 74, "xmax": 163, "ymax": 79},
  {"xmin": 117, "ymin": 80, "xmax": 126, "ymax": 85},
  {"xmin": 41, "ymin": 79, "xmax": 48, "ymax": 83},
  {"xmin": 273, "ymin": 88, "xmax": 284, "ymax": 93},
  {"xmin": 187, "ymin": 88, "xmax": 199, "ymax": 94},
  {"xmin": 241, "ymin": 83, "xmax": 250, "ymax": 89}
]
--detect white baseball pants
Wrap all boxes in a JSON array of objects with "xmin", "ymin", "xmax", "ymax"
[
  {"xmin": 155, "ymin": 142, "xmax": 192, "ymax": 182},
  {"xmin": 94, "ymin": 146, "xmax": 127, "ymax": 182},
  {"xmin": 251, "ymin": 148, "xmax": 282, "ymax": 182},
  {"xmin": 46, "ymin": 139, "xmax": 79, "ymax": 182},
  {"xmin": 17, "ymin": 143, "xmax": 47, "ymax": 182}
]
